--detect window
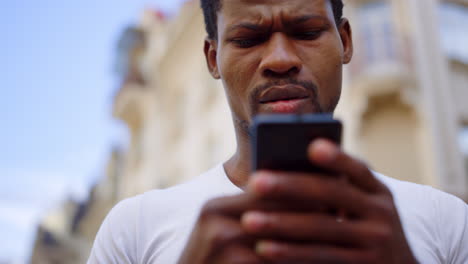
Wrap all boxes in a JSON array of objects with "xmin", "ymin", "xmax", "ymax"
[
  {"xmin": 356, "ymin": 2, "xmax": 396, "ymax": 65},
  {"xmin": 459, "ymin": 126, "xmax": 468, "ymax": 178},
  {"xmin": 115, "ymin": 26, "xmax": 146, "ymax": 80},
  {"xmin": 439, "ymin": 3, "xmax": 468, "ymax": 64}
]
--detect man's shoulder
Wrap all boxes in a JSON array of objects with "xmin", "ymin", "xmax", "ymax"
[
  {"xmin": 88, "ymin": 165, "xmax": 234, "ymax": 263},
  {"xmin": 375, "ymin": 172, "xmax": 468, "ymax": 224},
  {"xmin": 374, "ymin": 172, "xmax": 468, "ymax": 263},
  {"xmin": 140, "ymin": 164, "xmax": 239, "ymax": 205},
  {"xmin": 373, "ymin": 171, "xmax": 467, "ymax": 234},
  {"xmin": 104, "ymin": 173, "xmax": 208, "ymax": 219},
  {"xmin": 373, "ymin": 171, "xmax": 464, "ymax": 205},
  {"xmin": 105, "ymin": 164, "xmax": 241, "ymax": 223}
]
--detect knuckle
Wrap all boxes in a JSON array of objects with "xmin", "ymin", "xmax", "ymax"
[
  {"xmin": 225, "ymin": 249, "xmax": 262, "ymax": 264},
  {"xmin": 361, "ymin": 250, "xmax": 380, "ymax": 264},
  {"xmin": 257, "ymin": 242, "xmax": 289, "ymax": 260},
  {"xmin": 263, "ymin": 176, "xmax": 291, "ymax": 197},
  {"xmin": 370, "ymin": 225, "xmax": 393, "ymax": 244},
  {"xmin": 207, "ymin": 220, "xmax": 237, "ymax": 245},
  {"xmin": 268, "ymin": 245, "xmax": 288, "ymax": 259},
  {"xmin": 267, "ymin": 178, "xmax": 282, "ymax": 194},
  {"xmin": 332, "ymin": 178, "xmax": 349, "ymax": 195},
  {"xmin": 371, "ymin": 196, "xmax": 396, "ymax": 219},
  {"xmin": 229, "ymin": 257, "xmax": 261, "ymax": 264},
  {"xmin": 201, "ymin": 197, "xmax": 224, "ymax": 216},
  {"xmin": 264, "ymin": 213, "xmax": 279, "ymax": 229},
  {"xmin": 356, "ymin": 160, "xmax": 371, "ymax": 176},
  {"xmin": 210, "ymin": 227, "xmax": 229, "ymax": 244},
  {"xmin": 373, "ymin": 177, "xmax": 393, "ymax": 196},
  {"xmin": 310, "ymin": 178, "xmax": 330, "ymax": 196},
  {"xmin": 381, "ymin": 184, "xmax": 394, "ymax": 198}
]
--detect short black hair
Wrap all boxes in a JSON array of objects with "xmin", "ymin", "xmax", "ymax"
[{"xmin": 201, "ymin": 0, "xmax": 344, "ymax": 40}]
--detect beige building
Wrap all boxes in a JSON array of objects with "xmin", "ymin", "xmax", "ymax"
[
  {"xmin": 31, "ymin": 0, "xmax": 468, "ymax": 262},
  {"xmin": 339, "ymin": 0, "xmax": 468, "ymax": 199}
]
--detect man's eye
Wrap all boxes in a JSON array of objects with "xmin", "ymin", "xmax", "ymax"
[
  {"xmin": 231, "ymin": 38, "xmax": 264, "ymax": 48},
  {"xmin": 295, "ymin": 31, "xmax": 322, "ymax": 40}
]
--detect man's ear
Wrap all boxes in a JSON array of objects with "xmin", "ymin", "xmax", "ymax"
[
  {"xmin": 204, "ymin": 38, "xmax": 220, "ymax": 79},
  {"xmin": 338, "ymin": 18, "xmax": 353, "ymax": 64}
]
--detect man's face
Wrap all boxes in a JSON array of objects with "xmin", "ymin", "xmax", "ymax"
[{"xmin": 204, "ymin": 0, "xmax": 353, "ymax": 128}]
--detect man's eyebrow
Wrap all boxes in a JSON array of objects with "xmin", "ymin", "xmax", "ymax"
[
  {"xmin": 226, "ymin": 23, "xmax": 269, "ymax": 34},
  {"xmin": 227, "ymin": 15, "xmax": 330, "ymax": 34},
  {"xmin": 290, "ymin": 15, "xmax": 329, "ymax": 24}
]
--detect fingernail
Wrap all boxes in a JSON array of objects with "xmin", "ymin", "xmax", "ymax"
[
  {"xmin": 312, "ymin": 139, "xmax": 338, "ymax": 163},
  {"xmin": 249, "ymin": 173, "xmax": 274, "ymax": 195},
  {"xmin": 242, "ymin": 211, "xmax": 266, "ymax": 231},
  {"xmin": 256, "ymin": 241, "xmax": 279, "ymax": 256}
]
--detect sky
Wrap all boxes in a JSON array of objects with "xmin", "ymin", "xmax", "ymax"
[
  {"xmin": 1, "ymin": 1, "xmax": 468, "ymax": 263},
  {"xmin": 0, "ymin": 0, "xmax": 185, "ymax": 262}
]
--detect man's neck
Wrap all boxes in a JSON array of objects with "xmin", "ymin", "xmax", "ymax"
[
  {"xmin": 223, "ymin": 127, "xmax": 252, "ymax": 189},
  {"xmin": 224, "ymin": 153, "xmax": 250, "ymax": 190}
]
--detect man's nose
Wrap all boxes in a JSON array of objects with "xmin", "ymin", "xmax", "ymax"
[{"xmin": 259, "ymin": 33, "xmax": 302, "ymax": 78}]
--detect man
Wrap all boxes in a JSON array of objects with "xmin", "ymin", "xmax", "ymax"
[{"xmin": 88, "ymin": 0, "xmax": 468, "ymax": 263}]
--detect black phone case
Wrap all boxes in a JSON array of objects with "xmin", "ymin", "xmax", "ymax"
[{"xmin": 251, "ymin": 114, "xmax": 342, "ymax": 173}]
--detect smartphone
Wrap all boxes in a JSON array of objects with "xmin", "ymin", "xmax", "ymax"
[{"xmin": 251, "ymin": 114, "xmax": 342, "ymax": 173}]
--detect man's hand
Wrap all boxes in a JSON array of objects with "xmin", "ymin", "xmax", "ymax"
[
  {"xmin": 178, "ymin": 186, "xmax": 334, "ymax": 264},
  {"xmin": 242, "ymin": 139, "xmax": 418, "ymax": 264},
  {"xmin": 178, "ymin": 139, "xmax": 418, "ymax": 264},
  {"xmin": 177, "ymin": 194, "xmax": 261, "ymax": 264}
]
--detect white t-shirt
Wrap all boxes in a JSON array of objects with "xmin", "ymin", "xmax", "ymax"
[{"xmin": 88, "ymin": 164, "xmax": 468, "ymax": 264}]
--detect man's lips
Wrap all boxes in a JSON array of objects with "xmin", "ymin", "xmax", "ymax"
[
  {"xmin": 259, "ymin": 85, "xmax": 310, "ymax": 104},
  {"xmin": 261, "ymin": 98, "xmax": 311, "ymax": 113}
]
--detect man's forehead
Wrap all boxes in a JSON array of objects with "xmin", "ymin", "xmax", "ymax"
[
  {"xmin": 221, "ymin": 0, "xmax": 330, "ymax": 9},
  {"xmin": 223, "ymin": 0, "xmax": 328, "ymax": 5},
  {"xmin": 219, "ymin": 0, "xmax": 331, "ymax": 20}
]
